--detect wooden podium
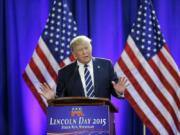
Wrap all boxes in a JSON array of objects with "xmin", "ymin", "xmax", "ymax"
[{"xmin": 47, "ymin": 97, "xmax": 118, "ymax": 135}]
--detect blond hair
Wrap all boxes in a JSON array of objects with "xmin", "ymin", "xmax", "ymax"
[{"xmin": 70, "ymin": 35, "xmax": 92, "ymax": 50}]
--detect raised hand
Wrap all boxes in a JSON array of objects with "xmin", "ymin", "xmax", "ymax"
[
  {"xmin": 39, "ymin": 83, "xmax": 55, "ymax": 100},
  {"xmin": 112, "ymin": 77, "xmax": 129, "ymax": 93}
]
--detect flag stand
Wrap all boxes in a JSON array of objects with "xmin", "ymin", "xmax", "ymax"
[{"xmin": 143, "ymin": 124, "xmax": 146, "ymax": 135}]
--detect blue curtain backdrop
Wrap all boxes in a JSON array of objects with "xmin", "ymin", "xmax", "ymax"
[{"xmin": 0, "ymin": 0, "xmax": 180, "ymax": 135}]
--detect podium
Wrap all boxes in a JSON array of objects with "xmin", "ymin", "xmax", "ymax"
[{"xmin": 47, "ymin": 97, "xmax": 118, "ymax": 135}]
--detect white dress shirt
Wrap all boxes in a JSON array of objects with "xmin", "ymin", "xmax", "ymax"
[{"xmin": 77, "ymin": 60, "xmax": 94, "ymax": 97}]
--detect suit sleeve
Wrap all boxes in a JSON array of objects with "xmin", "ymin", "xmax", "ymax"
[
  {"xmin": 56, "ymin": 70, "xmax": 66, "ymax": 97},
  {"xmin": 109, "ymin": 60, "xmax": 124, "ymax": 98}
]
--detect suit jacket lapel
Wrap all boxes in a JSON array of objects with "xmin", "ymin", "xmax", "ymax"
[{"xmin": 93, "ymin": 58, "xmax": 100, "ymax": 96}]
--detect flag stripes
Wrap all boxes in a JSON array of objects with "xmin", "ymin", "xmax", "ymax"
[{"xmin": 115, "ymin": 36, "xmax": 180, "ymax": 134}]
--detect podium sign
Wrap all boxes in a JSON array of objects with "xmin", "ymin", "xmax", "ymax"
[{"xmin": 47, "ymin": 105, "xmax": 110, "ymax": 135}]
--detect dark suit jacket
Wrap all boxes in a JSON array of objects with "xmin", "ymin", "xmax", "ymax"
[{"xmin": 56, "ymin": 58, "xmax": 118, "ymax": 99}]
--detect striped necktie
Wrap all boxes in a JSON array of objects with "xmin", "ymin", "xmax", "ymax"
[{"xmin": 84, "ymin": 64, "xmax": 95, "ymax": 97}]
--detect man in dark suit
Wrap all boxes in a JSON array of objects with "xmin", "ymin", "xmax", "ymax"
[{"xmin": 40, "ymin": 35, "xmax": 128, "ymax": 100}]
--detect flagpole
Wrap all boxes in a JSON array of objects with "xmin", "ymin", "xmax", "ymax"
[{"xmin": 143, "ymin": 124, "xmax": 146, "ymax": 135}]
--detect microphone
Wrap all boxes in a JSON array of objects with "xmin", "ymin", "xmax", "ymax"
[{"xmin": 58, "ymin": 65, "xmax": 79, "ymax": 97}]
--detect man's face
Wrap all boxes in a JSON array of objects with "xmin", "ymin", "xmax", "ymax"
[{"xmin": 72, "ymin": 41, "xmax": 92, "ymax": 64}]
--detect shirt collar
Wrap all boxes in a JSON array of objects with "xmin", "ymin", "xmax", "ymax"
[{"xmin": 77, "ymin": 59, "xmax": 93, "ymax": 68}]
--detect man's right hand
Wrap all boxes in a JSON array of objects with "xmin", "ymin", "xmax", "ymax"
[{"xmin": 39, "ymin": 83, "xmax": 55, "ymax": 100}]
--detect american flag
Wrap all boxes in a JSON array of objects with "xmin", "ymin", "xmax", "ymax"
[
  {"xmin": 114, "ymin": 0, "xmax": 180, "ymax": 134},
  {"xmin": 23, "ymin": 0, "xmax": 78, "ymax": 112}
]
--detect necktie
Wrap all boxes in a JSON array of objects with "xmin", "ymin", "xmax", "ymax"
[{"xmin": 84, "ymin": 64, "xmax": 95, "ymax": 97}]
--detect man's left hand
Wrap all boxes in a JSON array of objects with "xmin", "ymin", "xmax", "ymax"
[{"xmin": 112, "ymin": 77, "xmax": 129, "ymax": 93}]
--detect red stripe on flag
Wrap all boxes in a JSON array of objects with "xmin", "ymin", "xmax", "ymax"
[
  {"xmin": 123, "ymin": 43, "xmax": 174, "ymax": 134},
  {"xmin": 118, "ymin": 56, "xmax": 173, "ymax": 134},
  {"xmin": 149, "ymin": 58, "xmax": 180, "ymax": 131},
  {"xmin": 23, "ymin": 72, "xmax": 47, "ymax": 113},
  {"xmin": 124, "ymin": 91, "xmax": 160, "ymax": 135},
  {"xmin": 158, "ymin": 46, "xmax": 180, "ymax": 86},
  {"xmin": 69, "ymin": 54, "xmax": 75, "ymax": 61},
  {"xmin": 59, "ymin": 61, "xmax": 65, "ymax": 68},
  {"xmin": 36, "ymin": 45, "xmax": 58, "ymax": 81},
  {"xmin": 29, "ymin": 59, "xmax": 47, "ymax": 83}
]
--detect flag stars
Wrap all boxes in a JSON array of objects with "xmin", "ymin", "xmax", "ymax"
[
  {"xmin": 138, "ymin": 11, "xmax": 142, "ymax": 15},
  {"xmin": 63, "ymin": 17, "xmax": 66, "ymax": 21},
  {"xmin": 142, "ymin": 32, "xmax": 146, "ymax": 36},
  {"xmin": 62, "ymin": 24, "xmax": 66, "ymax": 27},
  {"xmin": 154, "ymin": 42, "xmax": 157, "ymax": 46},
  {"xmin": 68, "ymin": 25, "xmax": 72, "ymax": 29},
  {"xmin": 63, "ymin": 11, "xmax": 67, "ymax": 14},
  {"xmin": 50, "ymin": 26, "xmax": 54, "ymax": 30},
  {"xmin": 73, "ymin": 27, "xmax": 77, "ymax": 31},
  {"xmin": 157, "ymin": 31, "xmax": 161, "ymax": 35},
  {"xmin": 68, "ymin": 12, "xmax": 72, "ymax": 16},
  {"xmin": 57, "ymin": 22, "xmax": 61, "ymax": 25},
  {"xmin": 137, "ymin": 24, "xmax": 141, "ymax": 28},
  {"xmin": 49, "ymin": 39, "xmax": 53, "ymax": 43},
  {"xmin": 50, "ymin": 33, "xmax": 54, "ymax": 37},
  {"xmin": 58, "ymin": 9, "xmax": 61, "ymax": 12},
  {"xmin": 68, "ymin": 19, "xmax": 72, "ymax": 23},
  {"xmin": 55, "ymin": 47, "xmax": 58, "ymax": 51},
  {"xmin": 136, "ymin": 31, "xmax": 140, "ymax": 34},
  {"xmin": 56, "ymin": 28, "xmax": 60, "ymax": 32},
  {"xmin": 147, "ymin": 46, "xmax": 151, "ymax": 50},
  {"xmin": 62, "ymin": 30, "xmax": 65, "ymax": 33},
  {"xmin": 51, "ymin": 20, "xmax": 55, "ymax": 24},
  {"xmin": 142, "ymin": 39, "xmax": 145, "ymax": 43},
  {"xmin": 67, "ymin": 31, "xmax": 71, "ymax": 35},
  {"xmin": 73, "ymin": 33, "xmax": 77, "ymax": 37},
  {"xmin": 58, "ymin": 2, "xmax": 62, "ymax": 6},
  {"xmin": 55, "ymin": 41, "xmax": 59, "ymax": 45},
  {"xmin": 146, "ymin": 53, "xmax": 150, "ymax": 58},
  {"xmin": 60, "ymin": 56, "xmax": 64, "ymax": 60},
  {"xmin": 51, "ymin": 14, "xmax": 55, "ymax": 17},
  {"xmin": 45, "ymin": 25, "xmax": 48, "ymax": 29},
  {"xmin": 67, "ymin": 38, "xmax": 71, "ymax": 42},
  {"xmin": 148, "ymin": 28, "xmax": 152, "ymax": 31},
  {"xmin": 52, "ymin": 7, "xmax": 55, "ymax": 11},
  {"xmin": 61, "ymin": 43, "xmax": 65, "ymax": 46},
  {"xmin": 137, "ymin": 18, "xmax": 141, "ymax": 21},
  {"xmin": 56, "ymin": 34, "xmax": 60, "ymax": 38},
  {"xmin": 60, "ymin": 49, "xmax": 64, "ymax": 53},
  {"xmin": 136, "ymin": 37, "xmax": 140, "ymax": 41},
  {"xmin": 41, "ymin": 1, "xmax": 79, "ymax": 62},
  {"xmin": 148, "ymin": 34, "xmax": 152, "ymax": 38},
  {"xmin": 57, "ymin": 15, "xmax": 61, "ymax": 19},
  {"xmin": 61, "ymin": 36, "xmax": 65, "ymax": 40},
  {"xmin": 141, "ymin": 45, "xmax": 145, "ymax": 49},
  {"xmin": 147, "ymin": 40, "xmax": 151, "ymax": 44},
  {"xmin": 152, "ymin": 10, "xmax": 155, "ymax": 14},
  {"xmin": 44, "ymin": 31, "xmax": 48, "ymax": 35},
  {"xmin": 149, "ymin": 21, "xmax": 152, "ymax": 25},
  {"xmin": 63, "ymin": 4, "xmax": 67, "ymax": 8}
]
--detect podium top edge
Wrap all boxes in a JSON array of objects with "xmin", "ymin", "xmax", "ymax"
[{"xmin": 47, "ymin": 97, "xmax": 118, "ymax": 113}]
